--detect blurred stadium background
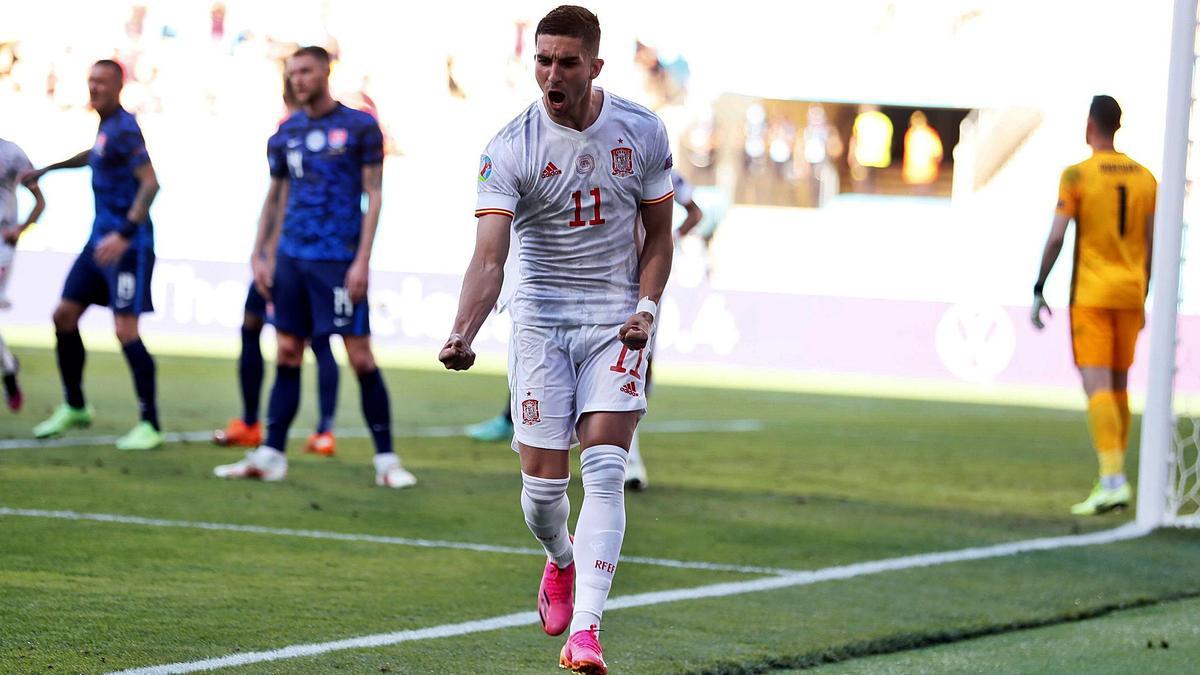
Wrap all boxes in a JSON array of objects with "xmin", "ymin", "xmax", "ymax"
[{"xmin": 2, "ymin": 1, "xmax": 1200, "ymax": 673}]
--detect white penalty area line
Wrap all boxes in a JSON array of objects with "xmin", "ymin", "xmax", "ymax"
[
  {"xmin": 0, "ymin": 507, "xmax": 797, "ymax": 577},
  {"xmin": 0, "ymin": 418, "xmax": 764, "ymax": 452},
  {"xmin": 111, "ymin": 522, "xmax": 1150, "ymax": 675}
]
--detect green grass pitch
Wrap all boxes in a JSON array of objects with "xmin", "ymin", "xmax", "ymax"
[{"xmin": 1, "ymin": 346, "xmax": 1197, "ymax": 673}]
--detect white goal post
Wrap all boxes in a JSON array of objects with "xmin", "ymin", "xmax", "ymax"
[{"xmin": 1137, "ymin": 0, "xmax": 1200, "ymax": 529}]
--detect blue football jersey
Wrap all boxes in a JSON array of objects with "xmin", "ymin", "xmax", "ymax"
[
  {"xmin": 89, "ymin": 107, "xmax": 153, "ymax": 248},
  {"xmin": 268, "ymin": 103, "xmax": 384, "ymax": 261}
]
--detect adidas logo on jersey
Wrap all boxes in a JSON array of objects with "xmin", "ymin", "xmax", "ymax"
[
  {"xmin": 620, "ymin": 381, "xmax": 639, "ymax": 397},
  {"xmin": 541, "ymin": 162, "xmax": 562, "ymax": 179}
]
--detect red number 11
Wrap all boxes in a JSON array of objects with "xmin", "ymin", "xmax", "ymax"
[{"xmin": 569, "ymin": 188, "xmax": 606, "ymax": 227}]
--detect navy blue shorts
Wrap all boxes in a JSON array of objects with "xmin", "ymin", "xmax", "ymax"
[
  {"xmin": 271, "ymin": 254, "xmax": 369, "ymax": 338},
  {"xmin": 244, "ymin": 282, "xmax": 270, "ymax": 319},
  {"xmin": 61, "ymin": 246, "xmax": 154, "ymax": 315}
]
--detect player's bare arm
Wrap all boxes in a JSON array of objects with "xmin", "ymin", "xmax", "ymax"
[
  {"xmin": 251, "ymin": 177, "xmax": 288, "ymax": 300},
  {"xmin": 19, "ymin": 150, "xmax": 90, "ymax": 185},
  {"xmin": 2, "ymin": 179, "xmax": 45, "ymax": 245},
  {"xmin": 96, "ymin": 161, "xmax": 158, "ymax": 266},
  {"xmin": 439, "ymin": 213, "xmax": 512, "ymax": 371},
  {"xmin": 675, "ymin": 199, "xmax": 703, "ymax": 239},
  {"xmin": 621, "ymin": 198, "xmax": 674, "ymax": 350},
  {"xmin": 346, "ymin": 162, "xmax": 382, "ymax": 303},
  {"xmin": 1031, "ymin": 212, "xmax": 1071, "ymax": 330}
]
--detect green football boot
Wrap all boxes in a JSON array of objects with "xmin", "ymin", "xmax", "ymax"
[
  {"xmin": 32, "ymin": 404, "xmax": 94, "ymax": 439},
  {"xmin": 465, "ymin": 413, "xmax": 514, "ymax": 442},
  {"xmin": 115, "ymin": 421, "xmax": 164, "ymax": 450},
  {"xmin": 1070, "ymin": 481, "xmax": 1132, "ymax": 516}
]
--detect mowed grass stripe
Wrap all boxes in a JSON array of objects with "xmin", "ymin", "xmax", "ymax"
[
  {"xmin": 112, "ymin": 525, "xmax": 1148, "ymax": 674},
  {"xmin": 0, "ymin": 507, "xmax": 800, "ymax": 576}
]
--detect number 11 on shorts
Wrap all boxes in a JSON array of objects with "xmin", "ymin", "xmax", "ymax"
[{"xmin": 609, "ymin": 345, "xmax": 643, "ymax": 379}]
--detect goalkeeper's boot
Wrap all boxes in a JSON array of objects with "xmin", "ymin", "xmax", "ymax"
[
  {"xmin": 466, "ymin": 413, "xmax": 514, "ymax": 442},
  {"xmin": 116, "ymin": 421, "xmax": 164, "ymax": 450},
  {"xmin": 212, "ymin": 418, "xmax": 262, "ymax": 447},
  {"xmin": 33, "ymin": 404, "xmax": 93, "ymax": 438},
  {"xmin": 1070, "ymin": 481, "xmax": 1132, "ymax": 516}
]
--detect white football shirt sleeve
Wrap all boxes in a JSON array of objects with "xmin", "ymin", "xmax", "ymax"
[
  {"xmin": 475, "ymin": 136, "xmax": 522, "ymax": 218},
  {"xmin": 671, "ymin": 170, "xmax": 694, "ymax": 205},
  {"xmin": 640, "ymin": 119, "xmax": 675, "ymax": 206}
]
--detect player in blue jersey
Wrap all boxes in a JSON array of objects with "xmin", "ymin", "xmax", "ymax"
[
  {"xmin": 215, "ymin": 46, "xmax": 415, "ymax": 487},
  {"xmin": 22, "ymin": 60, "xmax": 163, "ymax": 450},
  {"xmin": 213, "ymin": 82, "xmax": 342, "ymax": 456}
]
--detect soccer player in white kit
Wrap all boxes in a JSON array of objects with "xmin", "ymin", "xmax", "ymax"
[
  {"xmin": 0, "ymin": 137, "xmax": 46, "ymax": 411},
  {"xmin": 439, "ymin": 6, "xmax": 674, "ymax": 673}
]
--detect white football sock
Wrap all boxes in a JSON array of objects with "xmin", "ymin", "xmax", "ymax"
[
  {"xmin": 521, "ymin": 472, "xmax": 573, "ymax": 568},
  {"xmin": 571, "ymin": 444, "xmax": 627, "ymax": 634},
  {"xmin": 627, "ymin": 430, "xmax": 642, "ymax": 467},
  {"xmin": 0, "ymin": 333, "xmax": 14, "ymax": 375}
]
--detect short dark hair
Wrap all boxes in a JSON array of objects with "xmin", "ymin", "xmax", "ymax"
[
  {"xmin": 93, "ymin": 59, "xmax": 124, "ymax": 85},
  {"xmin": 291, "ymin": 45, "xmax": 331, "ymax": 65},
  {"xmin": 1089, "ymin": 95, "xmax": 1122, "ymax": 135},
  {"xmin": 535, "ymin": 5, "xmax": 601, "ymax": 58}
]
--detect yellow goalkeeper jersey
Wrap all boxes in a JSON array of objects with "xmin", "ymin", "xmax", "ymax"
[{"xmin": 1055, "ymin": 150, "xmax": 1157, "ymax": 309}]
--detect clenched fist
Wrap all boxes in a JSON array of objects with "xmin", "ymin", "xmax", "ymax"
[
  {"xmin": 618, "ymin": 311, "xmax": 653, "ymax": 351},
  {"xmin": 438, "ymin": 333, "xmax": 476, "ymax": 371}
]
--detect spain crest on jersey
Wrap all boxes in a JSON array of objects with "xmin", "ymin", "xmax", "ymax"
[
  {"xmin": 521, "ymin": 398, "xmax": 540, "ymax": 425},
  {"xmin": 611, "ymin": 146, "xmax": 634, "ymax": 177}
]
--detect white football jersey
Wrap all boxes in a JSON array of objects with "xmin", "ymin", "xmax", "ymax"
[
  {"xmin": 0, "ymin": 138, "xmax": 33, "ymax": 232},
  {"xmin": 671, "ymin": 170, "xmax": 694, "ymax": 206},
  {"xmin": 476, "ymin": 89, "xmax": 674, "ymax": 327}
]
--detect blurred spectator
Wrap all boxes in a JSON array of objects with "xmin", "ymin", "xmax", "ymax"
[
  {"xmin": 849, "ymin": 104, "xmax": 893, "ymax": 193},
  {"xmin": 902, "ymin": 110, "xmax": 943, "ymax": 192},
  {"xmin": 799, "ymin": 103, "xmax": 842, "ymax": 207},
  {"xmin": 767, "ymin": 114, "xmax": 795, "ymax": 178}
]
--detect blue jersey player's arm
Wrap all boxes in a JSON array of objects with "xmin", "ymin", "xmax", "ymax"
[
  {"xmin": 344, "ymin": 122, "xmax": 385, "ymax": 304},
  {"xmin": 96, "ymin": 136, "xmax": 159, "ymax": 266},
  {"xmin": 251, "ymin": 176, "xmax": 289, "ymax": 300}
]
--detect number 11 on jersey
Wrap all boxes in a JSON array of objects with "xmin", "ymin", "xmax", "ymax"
[{"xmin": 569, "ymin": 188, "xmax": 605, "ymax": 227}]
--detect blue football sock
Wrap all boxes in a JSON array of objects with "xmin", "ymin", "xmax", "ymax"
[
  {"xmin": 311, "ymin": 335, "xmax": 339, "ymax": 434},
  {"xmin": 121, "ymin": 338, "xmax": 159, "ymax": 430},
  {"xmin": 239, "ymin": 327, "xmax": 264, "ymax": 425},
  {"xmin": 358, "ymin": 368, "xmax": 392, "ymax": 455},
  {"xmin": 56, "ymin": 330, "xmax": 86, "ymax": 409},
  {"xmin": 265, "ymin": 365, "xmax": 301, "ymax": 452}
]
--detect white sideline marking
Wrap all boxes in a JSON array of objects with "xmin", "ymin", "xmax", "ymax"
[
  {"xmin": 111, "ymin": 522, "xmax": 1150, "ymax": 674},
  {"xmin": 0, "ymin": 507, "xmax": 797, "ymax": 576},
  {"xmin": 0, "ymin": 419, "xmax": 763, "ymax": 451}
]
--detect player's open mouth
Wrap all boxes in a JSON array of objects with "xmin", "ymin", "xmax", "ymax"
[{"xmin": 547, "ymin": 90, "xmax": 566, "ymax": 111}]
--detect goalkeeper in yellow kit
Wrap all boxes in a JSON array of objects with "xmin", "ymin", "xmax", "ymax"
[{"xmin": 1032, "ymin": 95, "xmax": 1157, "ymax": 516}]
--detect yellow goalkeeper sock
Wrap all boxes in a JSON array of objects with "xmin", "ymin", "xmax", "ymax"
[
  {"xmin": 1114, "ymin": 389, "xmax": 1131, "ymax": 450},
  {"xmin": 1088, "ymin": 390, "xmax": 1125, "ymax": 478}
]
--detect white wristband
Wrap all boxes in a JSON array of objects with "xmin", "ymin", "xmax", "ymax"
[{"xmin": 636, "ymin": 297, "xmax": 658, "ymax": 319}]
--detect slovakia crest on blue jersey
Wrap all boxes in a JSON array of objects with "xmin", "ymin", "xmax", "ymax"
[{"xmin": 328, "ymin": 128, "xmax": 348, "ymax": 150}]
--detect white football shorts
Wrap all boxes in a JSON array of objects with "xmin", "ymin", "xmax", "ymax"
[{"xmin": 508, "ymin": 322, "xmax": 650, "ymax": 451}]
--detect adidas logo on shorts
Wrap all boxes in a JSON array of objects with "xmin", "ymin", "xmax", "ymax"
[
  {"xmin": 541, "ymin": 162, "xmax": 562, "ymax": 179},
  {"xmin": 619, "ymin": 381, "xmax": 639, "ymax": 397}
]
